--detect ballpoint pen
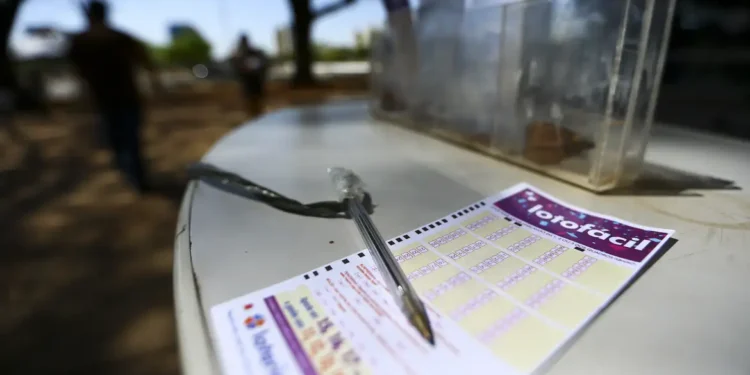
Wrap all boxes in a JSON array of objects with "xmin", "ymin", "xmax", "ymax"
[{"xmin": 329, "ymin": 167, "xmax": 436, "ymax": 346}]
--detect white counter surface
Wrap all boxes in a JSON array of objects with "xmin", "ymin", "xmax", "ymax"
[{"xmin": 174, "ymin": 100, "xmax": 750, "ymax": 375}]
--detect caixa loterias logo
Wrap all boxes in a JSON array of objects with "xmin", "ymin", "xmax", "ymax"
[
  {"xmin": 243, "ymin": 303, "xmax": 285, "ymax": 375},
  {"xmin": 252, "ymin": 329, "xmax": 284, "ymax": 375},
  {"xmin": 245, "ymin": 314, "xmax": 265, "ymax": 329}
]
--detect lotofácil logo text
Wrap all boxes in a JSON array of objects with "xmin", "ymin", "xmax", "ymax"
[{"xmin": 528, "ymin": 204, "xmax": 653, "ymax": 250}]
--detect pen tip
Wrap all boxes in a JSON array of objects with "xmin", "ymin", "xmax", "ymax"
[
  {"xmin": 410, "ymin": 312, "xmax": 436, "ymax": 346},
  {"xmin": 422, "ymin": 325, "xmax": 436, "ymax": 346}
]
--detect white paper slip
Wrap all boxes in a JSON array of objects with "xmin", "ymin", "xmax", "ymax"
[{"xmin": 210, "ymin": 183, "xmax": 676, "ymax": 375}]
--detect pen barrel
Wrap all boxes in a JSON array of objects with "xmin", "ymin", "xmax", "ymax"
[
  {"xmin": 346, "ymin": 198, "xmax": 418, "ymax": 301},
  {"xmin": 344, "ymin": 191, "xmax": 435, "ymax": 345}
]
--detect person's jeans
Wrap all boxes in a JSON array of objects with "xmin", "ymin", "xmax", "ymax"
[
  {"xmin": 99, "ymin": 106, "xmax": 147, "ymax": 191},
  {"xmin": 240, "ymin": 76, "xmax": 265, "ymax": 116}
]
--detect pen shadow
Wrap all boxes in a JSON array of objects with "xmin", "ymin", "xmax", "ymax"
[{"xmin": 534, "ymin": 237, "xmax": 680, "ymax": 375}]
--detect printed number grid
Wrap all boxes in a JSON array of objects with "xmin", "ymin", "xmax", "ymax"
[
  {"xmin": 456, "ymin": 212, "xmax": 607, "ymax": 371},
  {"xmin": 381, "ymin": 208, "xmax": 626, "ymax": 373},
  {"xmin": 458, "ymin": 212, "xmax": 608, "ymax": 329},
  {"xmin": 415, "ymin": 219, "xmax": 570, "ymax": 373}
]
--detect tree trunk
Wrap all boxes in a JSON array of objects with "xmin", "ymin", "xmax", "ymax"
[
  {"xmin": 1, "ymin": 0, "xmax": 21, "ymax": 88},
  {"xmin": 1, "ymin": 0, "xmax": 40, "ymax": 111},
  {"xmin": 289, "ymin": 0, "xmax": 316, "ymax": 87}
]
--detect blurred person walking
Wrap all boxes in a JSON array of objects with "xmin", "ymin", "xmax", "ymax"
[
  {"xmin": 231, "ymin": 34, "xmax": 268, "ymax": 117},
  {"xmin": 66, "ymin": 1, "xmax": 160, "ymax": 193}
]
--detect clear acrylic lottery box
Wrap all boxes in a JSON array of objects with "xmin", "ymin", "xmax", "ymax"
[{"xmin": 370, "ymin": 0, "xmax": 677, "ymax": 192}]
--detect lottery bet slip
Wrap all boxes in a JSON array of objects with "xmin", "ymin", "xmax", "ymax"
[{"xmin": 211, "ymin": 183, "xmax": 675, "ymax": 375}]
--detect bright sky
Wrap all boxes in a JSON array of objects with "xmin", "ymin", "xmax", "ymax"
[{"xmin": 11, "ymin": 0, "xmax": 388, "ymax": 58}]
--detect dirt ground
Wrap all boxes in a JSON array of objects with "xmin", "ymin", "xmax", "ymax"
[{"xmin": 0, "ymin": 78, "xmax": 368, "ymax": 375}]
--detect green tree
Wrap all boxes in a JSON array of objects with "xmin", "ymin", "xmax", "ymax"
[
  {"xmin": 148, "ymin": 45, "xmax": 170, "ymax": 67},
  {"xmin": 314, "ymin": 44, "xmax": 370, "ymax": 62},
  {"xmin": 166, "ymin": 28, "xmax": 211, "ymax": 66},
  {"xmin": 315, "ymin": 44, "xmax": 350, "ymax": 61},
  {"xmin": 353, "ymin": 45, "xmax": 369, "ymax": 60}
]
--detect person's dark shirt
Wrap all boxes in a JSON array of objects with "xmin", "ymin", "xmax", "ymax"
[
  {"xmin": 68, "ymin": 27, "xmax": 151, "ymax": 109},
  {"xmin": 232, "ymin": 46, "xmax": 268, "ymax": 80}
]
